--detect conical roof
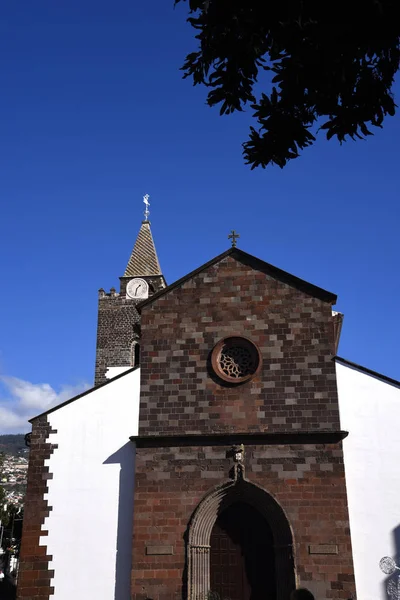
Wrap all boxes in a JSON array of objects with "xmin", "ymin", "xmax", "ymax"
[{"xmin": 124, "ymin": 221, "xmax": 162, "ymax": 277}]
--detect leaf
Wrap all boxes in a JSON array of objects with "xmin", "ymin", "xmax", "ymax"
[{"xmin": 178, "ymin": 0, "xmax": 400, "ymax": 168}]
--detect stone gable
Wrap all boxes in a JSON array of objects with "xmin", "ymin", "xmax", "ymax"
[
  {"xmin": 139, "ymin": 254, "xmax": 339, "ymax": 436},
  {"xmin": 133, "ymin": 253, "xmax": 355, "ymax": 600}
]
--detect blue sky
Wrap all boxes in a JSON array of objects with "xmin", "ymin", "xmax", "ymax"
[{"xmin": 1, "ymin": 0, "xmax": 399, "ymax": 432}]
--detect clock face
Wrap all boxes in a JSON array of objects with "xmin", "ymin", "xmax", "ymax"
[{"xmin": 126, "ymin": 278, "xmax": 149, "ymax": 299}]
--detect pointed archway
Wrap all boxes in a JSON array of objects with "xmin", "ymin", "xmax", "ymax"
[{"xmin": 187, "ymin": 478, "xmax": 295, "ymax": 600}]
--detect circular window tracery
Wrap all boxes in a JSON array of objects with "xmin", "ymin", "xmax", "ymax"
[{"xmin": 211, "ymin": 336, "xmax": 261, "ymax": 383}]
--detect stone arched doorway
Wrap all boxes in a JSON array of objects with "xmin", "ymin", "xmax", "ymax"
[{"xmin": 187, "ymin": 478, "xmax": 295, "ymax": 600}]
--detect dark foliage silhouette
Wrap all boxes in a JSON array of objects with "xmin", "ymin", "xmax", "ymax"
[{"xmin": 176, "ymin": 0, "xmax": 400, "ymax": 168}]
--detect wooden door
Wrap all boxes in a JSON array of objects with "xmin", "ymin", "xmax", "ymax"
[{"xmin": 210, "ymin": 502, "xmax": 276, "ymax": 600}]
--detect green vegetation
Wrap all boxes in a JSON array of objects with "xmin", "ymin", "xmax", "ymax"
[{"xmin": 0, "ymin": 434, "xmax": 27, "ymax": 457}]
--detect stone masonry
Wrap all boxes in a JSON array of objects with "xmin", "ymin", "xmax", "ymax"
[
  {"xmin": 138, "ymin": 252, "xmax": 340, "ymax": 435},
  {"xmin": 132, "ymin": 443, "xmax": 353, "ymax": 600},
  {"xmin": 17, "ymin": 416, "xmax": 57, "ymax": 600},
  {"xmin": 94, "ymin": 218, "xmax": 165, "ymax": 386},
  {"xmin": 95, "ymin": 276, "xmax": 165, "ymax": 386},
  {"xmin": 131, "ymin": 249, "xmax": 355, "ymax": 600}
]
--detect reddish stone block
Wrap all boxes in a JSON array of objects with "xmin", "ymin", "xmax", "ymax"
[
  {"xmin": 132, "ymin": 255, "xmax": 355, "ymax": 600},
  {"xmin": 17, "ymin": 416, "xmax": 55, "ymax": 600}
]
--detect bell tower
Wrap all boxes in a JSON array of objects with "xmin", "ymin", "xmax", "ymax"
[{"xmin": 94, "ymin": 196, "xmax": 166, "ymax": 385}]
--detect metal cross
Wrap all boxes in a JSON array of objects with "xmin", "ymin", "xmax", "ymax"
[
  {"xmin": 143, "ymin": 194, "xmax": 150, "ymax": 221},
  {"xmin": 228, "ymin": 230, "xmax": 240, "ymax": 247}
]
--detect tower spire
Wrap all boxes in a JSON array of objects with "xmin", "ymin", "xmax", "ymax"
[
  {"xmin": 94, "ymin": 194, "xmax": 165, "ymax": 386},
  {"xmin": 124, "ymin": 194, "xmax": 162, "ymax": 277}
]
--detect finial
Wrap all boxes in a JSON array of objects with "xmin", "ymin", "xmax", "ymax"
[
  {"xmin": 227, "ymin": 444, "xmax": 246, "ymax": 481},
  {"xmin": 143, "ymin": 194, "xmax": 150, "ymax": 221},
  {"xmin": 228, "ymin": 230, "xmax": 240, "ymax": 247}
]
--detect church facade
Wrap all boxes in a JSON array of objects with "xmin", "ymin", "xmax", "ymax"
[{"xmin": 16, "ymin": 216, "xmax": 400, "ymax": 600}]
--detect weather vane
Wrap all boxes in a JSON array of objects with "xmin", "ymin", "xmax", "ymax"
[
  {"xmin": 143, "ymin": 194, "xmax": 150, "ymax": 221},
  {"xmin": 228, "ymin": 230, "xmax": 240, "ymax": 247}
]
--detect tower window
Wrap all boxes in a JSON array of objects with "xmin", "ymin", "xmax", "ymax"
[
  {"xmin": 130, "ymin": 341, "xmax": 140, "ymax": 367},
  {"xmin": 134, "ymin": 343, "xmax": 140, "ymax": 366}
]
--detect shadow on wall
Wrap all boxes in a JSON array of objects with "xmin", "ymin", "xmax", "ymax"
[
  {"xmin": 382, "ymin": 525, "xmax": 400, "ymax": 600},
  {"xmin": 104, "ymin": 442, "xmax": 136, "ymax": 600}
]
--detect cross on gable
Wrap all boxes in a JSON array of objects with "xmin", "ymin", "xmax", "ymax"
[{"xmin": 228, "ymin": 230, "xmax": 240, "ymax": 247}]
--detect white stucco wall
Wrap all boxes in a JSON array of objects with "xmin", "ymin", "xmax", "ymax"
[
  {"xmin": 336, "ymin": 361, "xmax": 400, "ymax": 600},
  {"xmin": 106, "ymin": 366, "xmax": 131, "ymax": 380},
  {"xmin": 40, "ymin": 368, "xmax": 140, "ymax": 600},
  {"xmin": 36, "ymin": 357, "xmax": 400, "ymax": 600}
]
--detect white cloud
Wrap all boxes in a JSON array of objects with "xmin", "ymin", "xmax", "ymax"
[{"xmin": 0, "ymin": 376, "xmax": 90, "ymax": 434}]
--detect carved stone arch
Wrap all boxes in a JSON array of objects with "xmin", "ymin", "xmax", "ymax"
[{"xmin": 187, "ymin": 478, "xmax": 295, "ymax": 600}]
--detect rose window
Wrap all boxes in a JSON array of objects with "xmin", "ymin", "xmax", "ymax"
[{"xmin": 211, "ymin": 337, "xmax": 261, "ymax": 383}]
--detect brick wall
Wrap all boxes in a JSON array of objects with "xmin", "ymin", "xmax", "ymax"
[
  {"xmin": 132, "ymin": 443, "xmax": 355, "ymax": 600},
  {"xmin": 17, "ymin": 416, "xmax": 56, "ymax": 600},
  {"xmin": 139, "ymin": 255, "xmax": 339, "ymax": 435},
  {"xmin": 132, "ymin": 253, "xmax": 355, "ymax": 600}
]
